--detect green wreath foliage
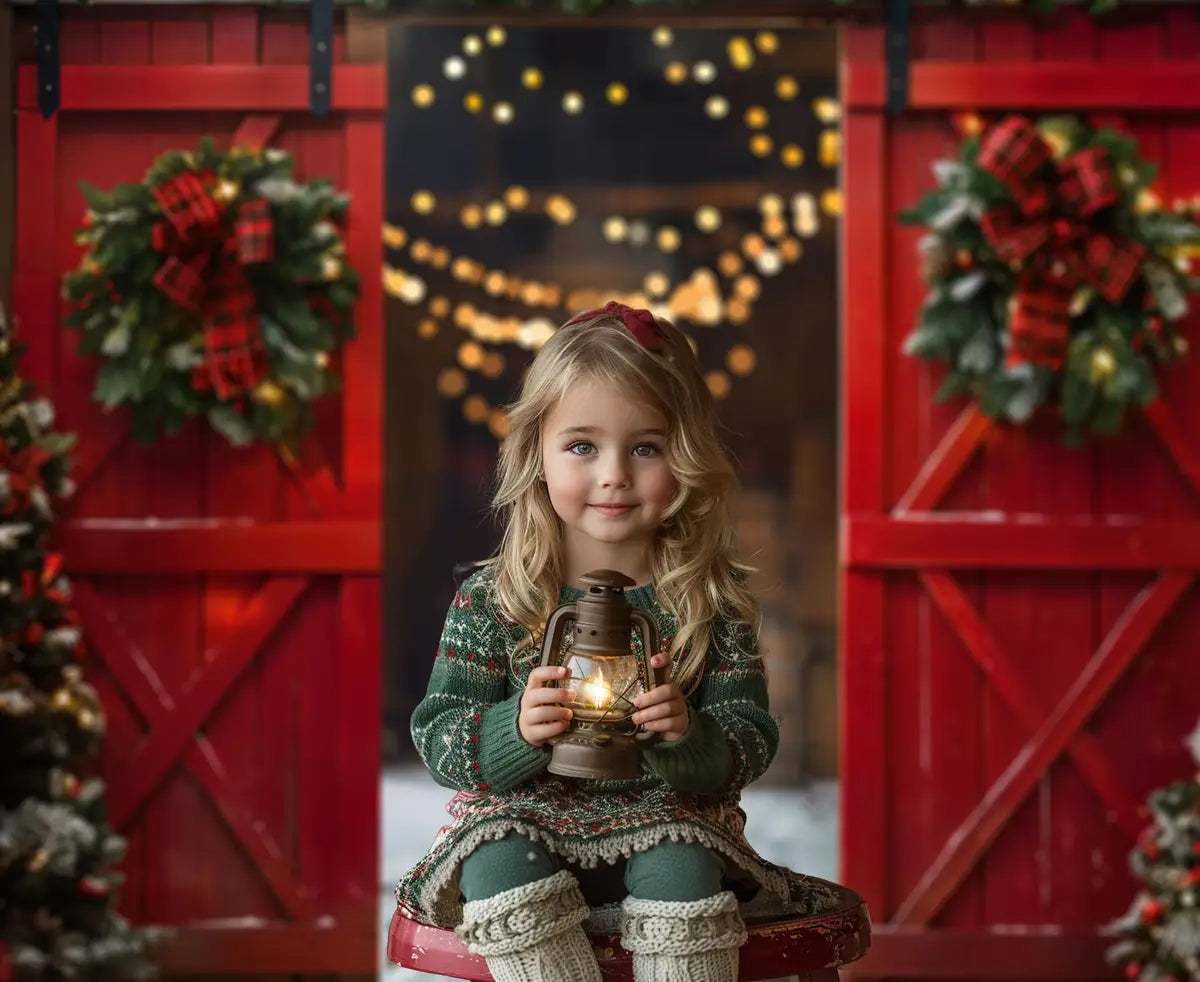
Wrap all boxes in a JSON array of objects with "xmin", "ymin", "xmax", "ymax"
[
  {"xmin": 900, "ymin": 115, "xmax": 1200, "ymax": 441},
  {"xmin": 63, "ymin": 138, "xmax": 359, "ymax": 450}
]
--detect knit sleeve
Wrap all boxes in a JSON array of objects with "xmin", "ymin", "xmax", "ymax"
[
  {"xmin": 410, "ymin": 571, "xmax": 551, "ymax": 792},
  {"xmin": 643, "ymin": 616, "xmax": 778, "ymax": 795}
]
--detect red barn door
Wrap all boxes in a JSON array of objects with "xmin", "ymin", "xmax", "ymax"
[
  {"xmin": 841, "ymin": 9, "xmax": 1200, "ymax": 976},
  {"xmin": 12, "ymin": 8, "xmax": 384, "ymax": 974}
]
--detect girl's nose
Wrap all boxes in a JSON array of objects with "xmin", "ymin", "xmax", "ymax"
[{"xmin": 599, "ymin": 454, "xmax": 632, "ymax": 488}]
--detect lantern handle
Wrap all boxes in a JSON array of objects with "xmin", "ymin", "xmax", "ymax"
[
  {"xmin": 539, "ymin": 603, "xmax": 575, "ymax": 675},
  {"xmin": 631, "ymin": 608, "xmax": 664, "ymax": 747}
]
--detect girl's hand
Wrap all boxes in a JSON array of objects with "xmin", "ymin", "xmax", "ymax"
[
  {"xmin": 519, "ymin": 665, "xmax": 573, "ymax": 747},
  {"xmin": 632, "ymin": 651, "xmax": 690, "ymax": 743}
]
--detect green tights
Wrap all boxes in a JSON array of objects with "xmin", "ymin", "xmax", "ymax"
[{"xmin": 459, "ymin": 832, "xmax": 725, "ymax": 904}]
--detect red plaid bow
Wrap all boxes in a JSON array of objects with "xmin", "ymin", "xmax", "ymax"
[
  {"xmin": 564, "ymin": 301, "xmax": 664, "ymax": 350},
  {"xmin": 150, "ymin": 173, "xmax": 275, "ymax": 399},
  {"xmin": 977, "ymin": 116, "xmax": 1147, "ymax": 368}
]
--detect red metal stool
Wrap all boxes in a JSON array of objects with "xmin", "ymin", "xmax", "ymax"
[{"xmin": 388, "ymin": 877, "xmax": 870, "ymax": 981}]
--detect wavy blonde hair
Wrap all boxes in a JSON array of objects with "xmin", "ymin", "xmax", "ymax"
[{"xmin": 486, "ymin": 310, "xmax": 759, "ymax": 692}]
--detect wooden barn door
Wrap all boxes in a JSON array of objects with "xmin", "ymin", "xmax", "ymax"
[
  {"xmin": 841, "ymin": 9, "xmax": 1200, "ymax": 976},
  {"xmin": 12, "ymin": 8, "xmax": 384, "ymax": 974}
]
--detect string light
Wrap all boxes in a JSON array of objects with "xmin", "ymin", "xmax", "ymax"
[
  {"xmin": 775, "ymin": 76, "xmax": 799, "ymax": 100},
  {"xmin": 522, "ymin": 67, "xmax": 543, "ymax": 90},
  {"xmin": 726, "ymin": 36, "xmax": 754, "ymax": 70},
  {"xmin": 493, "ymin": 102, "xmax": 515, "ymax": 124},
  {"xmin": 664, "ymin": 62, "xmax": 689, "ymax": 85},
  {"xmin": 462, "ymin": 34, "xmax": 484, "ymax": 56},
  {"xmin": 744, "ymin": 106, "xmax": 769, "ymax": 130},
  {"xmin": 656, "ymin": 226, "xmax": 682, "ymax": 252},
  {"xmin": 443, "ymin": 57, "xmax": 466, "ymax": 80},
  {"xmin": 727, "ymin": 344, "xmax": 757, "ymax": 375},
  {"xmin": 781, "ymin": 144, "xmax": 805, "ymax": 168},
  {"xmin": 606, "ymin": 83, "xmax": 629, "ymax": 105},
  {"xmin": 819, "ymin": 130, "xmax": 841, "ymax": 167},
  {"xmin": 463, "ymin": 92, "xmax": 484, "ymax": 113},
  {"xmin": 486, "ymin": 25, "xmax": 506, "ymax": 46},
  {"xmin": 693, "ymin": 61, "xmax": 717, "ymax": 84},
  {"xmin": 749, "ymin": 134, "xmax": 774, "ymax": 157},
  {"xmin": 484, "ymin": 201, "xmax": 508, "ymax": 226},
  {"xmin": 652, "ymin": 26, "xmax": 674, "ymax": 48},
  {"xmin": 705, "ymin": 96, "xmax": 729, "ymax": 119},
  {"xmin": 437, "ymin": 367, "xmax": 468, "ymax": 397},
  {"xmin": 821, "ymin": 189, "xmax": 844, "ymax": 217},
  {"xmin": 562, "ymin": 91, "xmax": 585, "ymax": 115},
  {"xmin": 418, "ymin": 318, "xmax": 439, "ymax": 339},
  {"xmin": 504, "ymin": 186, "xmax": 530, "ymax": 210},
  {"xmin": 694, "ymin": 206, "xmax": 722, "ymax": 232},
  {"xmin": 603, "ymin": 216, "xmax": 628, "ymax": 243},
  {"xmin": 410, "ymin": 190, "xmax": 436, "ymax": 214},
  {"xmin": 412, "ymin": 85, "xmax": 436, "ymax": 108},
  {"xmin": 755, "ymin": 31, "xmax": 779, "ymax": 54},
  {"xmin": 460, "ymin": 204, "xmax": 483, "ymax": 228},
  {"xmin": 813, "ymin": 97, "xmax": 841, "ymax": 123}
]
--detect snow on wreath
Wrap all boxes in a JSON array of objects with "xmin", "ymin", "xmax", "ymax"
[
  {"xmin": 900, "ymin": 114, "xmax": 1200, "ymax": 443},
  {"xmin": 63, "ymin": 138, "xmax": 359, "ymax": 451}
]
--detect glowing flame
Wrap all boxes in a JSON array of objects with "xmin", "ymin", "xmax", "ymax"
[{"xmin": 577, "ymin": 676, "xmax": 613, "ymax": 709}]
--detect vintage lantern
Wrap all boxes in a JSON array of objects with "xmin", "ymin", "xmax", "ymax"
[{"xmin": 539, "ymin": 569, "xmax": 666, "ymax": 780}]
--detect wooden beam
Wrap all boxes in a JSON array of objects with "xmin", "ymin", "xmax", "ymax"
[
  {"xmin": 16, "ymin": 64, "xmax": 385, "ymax": 111},
  {"xmin": 0, "ymin": 1, "xmax": 14, "ymax": 317},
  {"xmin": 1142, "ymin": 397, "xmax": 1200, "ymax": 505},
  {"xmin": 55, "ymin": 520, "xmax": 380, "ymax": 573},
  {"xmin": 920, "ymin": 571, "xmax": 1143, "ymax": 840},
  {"xmin": 891, "ymin": 571, "xmax": 1193, "ymax": 926},
  {"xmin": 845, "ymin": 515, "xmax": 1200, "ymax": 570},
  {"xmin": 847, "ymin": 61, "xmax": 1200, "ymax": 111},
  {"xmin": 893, "ymin": 408, "xmax": 991, "ymax": 514},
  {"xmin": 853, "ymin": 927, "xmax": 1111, "ymax": 979}
]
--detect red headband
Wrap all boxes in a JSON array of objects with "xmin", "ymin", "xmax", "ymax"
[{"xmin": 563, "ymin": 301, "xmax": 664, "ymax": 351}]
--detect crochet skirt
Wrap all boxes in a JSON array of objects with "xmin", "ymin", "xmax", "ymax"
[{"xmin": 393, "ymin": 776, "xmax": 838, "ymax": 929}]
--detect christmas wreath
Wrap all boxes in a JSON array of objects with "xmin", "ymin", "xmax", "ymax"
[
  {"xmin": 63, "ymin": 138, "xmax": 359, "ymax": 450},
  {"xmin": 901, "ymin": 115, "xmax": 1200, "ymax": 439}
]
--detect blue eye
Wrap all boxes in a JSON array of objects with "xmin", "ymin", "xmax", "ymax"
[
  {"xmin": 567, "ymin": 441, "xmax": 596, "ymax": 455},
  {"xmin": 633, "ymin": 444, "xmax": 661, "ymax": 457}
]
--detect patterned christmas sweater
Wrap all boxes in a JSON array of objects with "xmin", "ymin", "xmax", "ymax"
[{"xmin": 394, "ymin": 566, "xmax": 837, "ymax": 929}]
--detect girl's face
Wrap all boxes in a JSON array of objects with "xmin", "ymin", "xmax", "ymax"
[{"xmin": 540, "ymin": 378, "xmax": 677, "ymax": 578}]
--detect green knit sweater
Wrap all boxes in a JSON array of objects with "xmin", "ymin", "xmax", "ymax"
[
  {"xmin": 411, "ymin": 567, "xmax": 779, "ymax": 797},
  {"xmin": 395, "ymin": 566, "xmax": 811, "ymax": 929}
]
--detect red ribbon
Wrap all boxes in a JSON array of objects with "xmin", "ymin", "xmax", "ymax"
[
  {"xmin": 150, "ymin": 173, "xmax": 274, "ymax": 399},
  {"xmin": 0, "ymin": 441, "xmax": 52, "ymax": 514},
  {"xmin": 564, "ymin": 301, "xmax": 664, "ymax": 350},
  {"xmin": 977, "ymin": 116, "xmax": 1147, "ymax": 368}
]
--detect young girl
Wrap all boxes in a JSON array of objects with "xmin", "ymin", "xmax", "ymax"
[{"xmin": 395, "ymin": 302, "xmax": 829, "ymax": 982}]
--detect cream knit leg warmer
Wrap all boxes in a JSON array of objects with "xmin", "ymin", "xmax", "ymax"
[
  {"xmin": 621, "ymin": 891, "xmax": 747, "ymax": 982},
  {"xmin": 456, "ymin": 869, "xmax": 602, "ymax": 982}
]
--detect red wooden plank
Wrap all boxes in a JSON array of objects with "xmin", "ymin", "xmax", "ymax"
[
  {"xmin": 1164, "ymin": 5, "xmax": 1200, "ymax": 59},
  {"xmin": 106, "ymin": 578, "xmax": 310, "ymax": 828},
  {"xmin": 13, "ymin": 105, "xmax": 57, "ymax": 400},
  {"xmin": 911, "ymin": 13, "xmax": 978, "ymax": 61},
  {"xmin": 980, "ymin": 17, "xmax": 1035, "ymax": 60},
  {"xmin": 1142, "ymin": 398, "xmax": 1200, "ymax": 503},
  {"xmin": 69, "ymin": 428, "xmax": 128, "ymax": 496},
  {"xmin": 920, "ymin": 571, "xmax": 1142, "ymax": 841},
  {"xmin": 891, "ymin": 571, "xmax": 1193, "ymax": 926},
  {"xmin": 231, "ymin": 112, "xmax": 284, "ymax": 150},
  {"xmin": 845, "ymin": 516, "xmax": 1200, "ymax": 570},
  {"xmin": 845, "ymin": 61, "xmax": 1200, "ymax": 110},
  {"xmin": 893, "ymin": 408, "xmax": 991, "ymax": 513},
  {"xmin": 16, "ymin": 64, "xmax": 385, "ymax": 111},
  {"xmin": 154, "ymin": 919, "xmax": 376, "ymax": 974},
  {"xmin": 842, "ymin": 108, "xmax": 885, "ymax": 512},
  {"xmin": 76, "ymin": 582, "xmax": 319, "ymax": 920},
  {"xmin": 188, "ymin": 739, "xmax": 320, "ymax": 920},
  {"xmin": 859, "ymin": 927, "xmax": 1109, "ymax": 978},
  {"xmin": 100, "ymin": 19, "xmax": 150, "ymax": 64},
  {"xmin": 210, "ymin": 8, "xmax": 259, "ymax": 64},
  {"xmin": 150, "ymin": 15, "xmax": 209, "ymax": 64},
  {"xmin": 1035, "ymin": 9, "xmax": 1097, "ymax": 59},
  {"xmin": 56, "ymin": 521, "xmax": 380, "ymax": 572},
  {"xmin": 1097, "ymin": 13, "xmax": 1164, "ymax": 60},
  {"xmin": 341, "ymin": 116, "xmax": 384, "ymax": 513},
  {"xmin": 839, "ymin": 573, "xmax": 887, "ymax": 917},
  {"xmin": 333, "ymin": 578, "xmax": 381, "ymax": 909}
]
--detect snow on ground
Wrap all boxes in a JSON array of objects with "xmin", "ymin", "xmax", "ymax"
[{"xmin": 378, "ymin": 765, "xmax": 838, "ymax": 981}]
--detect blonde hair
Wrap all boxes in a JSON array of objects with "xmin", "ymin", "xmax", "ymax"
[{"xmin": 487, "ymin": 310, "xmax": 759, "ymax": 692}]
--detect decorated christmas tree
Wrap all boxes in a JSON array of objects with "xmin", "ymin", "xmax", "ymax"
[
  {"xmin": 0, "ymin": 305, "xmax": 158, "ymax": 979},
  {"xmin": 1108, "ymin": 721, "xmax": 1200, "ymax": 982}
]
